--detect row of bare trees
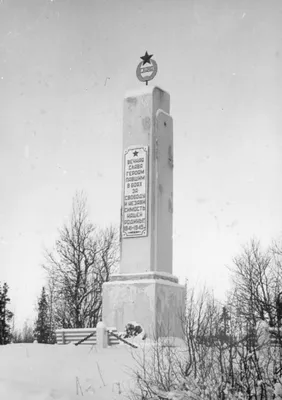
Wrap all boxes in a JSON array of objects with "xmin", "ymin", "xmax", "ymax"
[
  {"xmin": 130, "ymin": 239, "xmax": 282, "ymax": 400},
  {"xmin": 42, "ymin": 192, "xmax": 119, "ymax": 335}
]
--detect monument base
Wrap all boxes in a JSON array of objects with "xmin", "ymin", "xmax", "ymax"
[{"xmin": 102, "ymin": 274, "xmax": 186, "ymax": 339}]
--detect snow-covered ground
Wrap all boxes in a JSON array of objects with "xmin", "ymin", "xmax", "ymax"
[{"xmin": 0, "ymin": 342, "xmax": 140, "ymax": 400}]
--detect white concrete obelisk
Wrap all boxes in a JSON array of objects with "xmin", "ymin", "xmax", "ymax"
[{"xmin": 102, "ymin": 86, "xmax": 185, "ymax": 338}]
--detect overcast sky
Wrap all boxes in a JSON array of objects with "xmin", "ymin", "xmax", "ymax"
[{"xmin": 0, "ymin": 0, "xmax": 282, "ymax": 327}]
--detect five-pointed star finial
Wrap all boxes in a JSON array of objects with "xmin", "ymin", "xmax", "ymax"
[
  {"xmin": 140, "ymin": 51, "xmax": 153, "ymax": 65},
  {"xmin": 136, "ymin": 51, "xmax": 158, "ymax": 84}
]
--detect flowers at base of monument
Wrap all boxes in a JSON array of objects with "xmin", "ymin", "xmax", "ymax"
[{"xmin": 123, "ymin": 322, "xmax": 146, "ymax": 340}]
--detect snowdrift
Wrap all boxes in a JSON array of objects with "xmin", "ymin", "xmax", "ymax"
[{"xmin": 0, "ymin": 343, "xmax": 137, "ymax": 400}]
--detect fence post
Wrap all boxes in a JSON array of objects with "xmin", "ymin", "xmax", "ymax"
[
  {"xmin": 62, "ymin": 331, "xmax": 65, "ymax": 344},
  {"xmin": 96, "ymin": 321, "xmax": 108, "ymax": 349}
]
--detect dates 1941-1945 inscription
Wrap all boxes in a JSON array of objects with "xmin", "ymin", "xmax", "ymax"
[{"xmin": 122, "ymin": 146, "xmax": 148, "ymax": 238}]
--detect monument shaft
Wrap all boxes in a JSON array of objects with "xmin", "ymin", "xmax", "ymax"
[{"xmin": 121, "ymin": 86, "xmax": 173, "ymax": 275}]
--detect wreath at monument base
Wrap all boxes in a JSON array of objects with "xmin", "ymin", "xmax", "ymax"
[{"xmin": 124, "ymin": 322, "xmax": 146, "ymax": 340}]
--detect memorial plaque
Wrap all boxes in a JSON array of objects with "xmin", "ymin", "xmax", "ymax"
[{"xmin": 122, "ymin": 146, "xmax": 148, "ymax": 238}]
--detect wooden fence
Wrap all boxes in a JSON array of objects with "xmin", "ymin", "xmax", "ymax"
[{"xmin": 55, "ymin": 327, "xmax": 120, "ymax": 346}]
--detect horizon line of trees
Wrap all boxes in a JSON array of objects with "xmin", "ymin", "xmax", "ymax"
[{"xmin": 1, "ymin": 191, "xmax": 282, "ymax": 355}]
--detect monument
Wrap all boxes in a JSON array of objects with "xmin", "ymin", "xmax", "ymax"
[{"xmin": 102, "ymin": 53, "xmax": 185, "ymax": 339}]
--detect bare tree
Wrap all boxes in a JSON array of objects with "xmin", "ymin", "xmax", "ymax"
[
  {"xmin": 229, "ymin": 239, "xmax": 279, "ymax": 327},
  {"xmin": 128, "ymin": 240, "xmax": 282, "ymax": 400},
  {"xmin": 129, "ymin": 282, "xmax": 281, "ymax": 400},
  {"xmin": 43, "ymin": 192, "xmax": 119, "ymax": 329}
]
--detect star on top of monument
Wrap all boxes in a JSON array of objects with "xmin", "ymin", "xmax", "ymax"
[
  {"xmin": 133, "ymin": 150, "xmax": 139, "ymax": 157},
  {"xmin": 140, "ymin": 51, "xmax": 153, "ymax": 65},
  {"xmin": 136, "ymin": 51, "xmax": 158, "ymax": 85}
]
